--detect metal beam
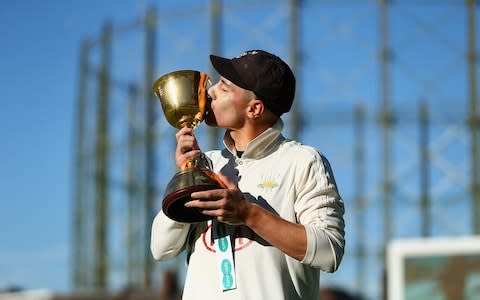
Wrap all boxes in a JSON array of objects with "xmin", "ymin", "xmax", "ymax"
[
  {"xmin": 144, "ymin": 7, "xmax": 156, "ymax": 288},
  {"xmin": 72, "ymin": 39, "xmax": 90, "ymax": 291},
  {"xmin": 467, "ymin": 0, "xmax": 480, "ymax": 234},
  {"xmin": 127, "ymin": 83, "xmax": 142, "ymax": 287},
  {"xmin": 419, "ymin": 102, "xmax": 431, "ymax": 237},
  {"xmin": 354, "ymin": 105, "xmax": 366, "ymax": 292},
  {"xmin": 208, "ymin": 0, "xmax": 222, "ymax": 149},
  {"xmin": 93, "ymin": 21, "xmax": 112, "ymax": 290},
  {"xmin": 289, "ymin": 0, "xmax": 302, "ymax": 140},
  {"xmin": 379, "ymin": 0, "xmax": 393, "ymax": 246}
]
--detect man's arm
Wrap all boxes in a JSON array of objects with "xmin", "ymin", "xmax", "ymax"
[
  {"xmin": 150, "ymin": 210, "xmax": 191, "ymax": 260},
  {"xmin": 186, "ymin": 152, "xmax": 345, "ymax": 272}
]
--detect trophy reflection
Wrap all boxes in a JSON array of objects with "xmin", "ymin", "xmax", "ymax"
[{"xmin": 153, "ymin": 70, "xmax": 223, "ymax": 223}]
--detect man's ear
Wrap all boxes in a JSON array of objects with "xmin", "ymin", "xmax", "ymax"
[{"xmin": 248, "ymin": 99, "xmax": 265, "ymax": 119}]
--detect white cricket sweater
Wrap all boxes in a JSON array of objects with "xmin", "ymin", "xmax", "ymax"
[{"xmin": 151, "ymin": 119, "xmax": 345, "ymax": 299}]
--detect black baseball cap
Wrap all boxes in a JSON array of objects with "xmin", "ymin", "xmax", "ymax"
[{"xmin": 209, "ymin": 50, "xmax": 296, "ymax": 116}]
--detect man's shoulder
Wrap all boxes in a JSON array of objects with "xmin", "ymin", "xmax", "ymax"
[{"xmin": 281, "ymin": 139, "xmax": 323, "ymax": 159}]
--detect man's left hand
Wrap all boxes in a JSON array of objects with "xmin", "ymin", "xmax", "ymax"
[{"xmin": 186, "ymin": 173, "xmax": 252, "ymax": 225}]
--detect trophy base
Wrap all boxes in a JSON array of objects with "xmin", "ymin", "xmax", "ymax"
[{"xmin": 162, "ymin": 168, "xmax": 223, "ymax": 223}]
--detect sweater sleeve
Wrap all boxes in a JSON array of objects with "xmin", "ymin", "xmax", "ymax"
[
  {"xmin": 295, "ymin": 150, "xmax": 345, "ymax": 272},
  {"xmin": 150, "ymin": 210, "xmax": 191, "ymax": 260}
]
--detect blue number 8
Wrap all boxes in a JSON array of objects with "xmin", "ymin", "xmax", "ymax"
[{"xmin": 221, "ymin": 259, "xmax": 234, "ymax": 289}]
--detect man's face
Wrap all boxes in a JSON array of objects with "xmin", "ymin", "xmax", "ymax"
[{"xmin": 207, "ymin": 77, "xmax": 254, "ymax": 129}]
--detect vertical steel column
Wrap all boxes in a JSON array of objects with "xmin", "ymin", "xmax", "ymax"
[
  {"xmin": 94, "ymin": 22, "xmax": 112, "ymax": 290},
  {"xmin": 144, "ymin": 8, "xmax": 156, "ymax": 288},
  {"xmin": 354, "ymin": 105, "xmax": 366, "ymax": 292},
  {"xmin": 467, "ymin": 0, "xmax": 480, "ymax": 234},
  {"xmin": 72, "ymin": 39, "xmax": 90, "ymax": 291},
  {"xmin": 209, "ymin": 0, "xmax": 222, "ymax": 57},
  {"xmin": 127, "ymin": 83, "xmax": 141, "ymax": 286},
  {"xmin": 208, "ymin": 0, "xmax": 222, "ymax": 149},
  {"xmin": 379, "ymin": 0, "xmax": 393, "ymax": 245},
  {"xmin": 289, "ymin": 0, "xmax": 302, "ymax": 140},
  {"xmin": 419, "ymin": 102, "xmax": 431, "ymax": 237}
]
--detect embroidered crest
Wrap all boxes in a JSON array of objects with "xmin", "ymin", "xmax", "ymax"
[{"xmin": 258, "ymin": 179, "xmax": 278, "ymax": 190}]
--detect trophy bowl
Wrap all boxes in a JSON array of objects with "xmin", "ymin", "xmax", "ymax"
[
  {"xmin": 153, "ymin": 70, "xmax": 210, "ymax": 129},
  {"xmin": 153, "ymin": 70, "xmax": 223, "ymax": 223}
]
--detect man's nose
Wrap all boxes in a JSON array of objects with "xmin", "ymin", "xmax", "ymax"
[{"xmin": 207, "ymin": 85, "xmax": 216, "ymax": 100}]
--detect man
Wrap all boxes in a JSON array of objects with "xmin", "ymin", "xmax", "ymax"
[{"xmin": 151, "ymin": 49, "xmax": 345, "ymax": 299}]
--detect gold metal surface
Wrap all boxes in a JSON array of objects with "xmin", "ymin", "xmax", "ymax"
[
  {"xmin": 153, "ymin": 70, "xmax": 211, "ymax": 129},
  {"xmin": 152, "ymin": 69, "xmax": 222, "ymax": 223}
]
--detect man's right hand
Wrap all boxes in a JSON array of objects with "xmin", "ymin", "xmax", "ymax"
[{"xmin": 175, "ymin": 127, "xmax": 202, "ymax": 169}]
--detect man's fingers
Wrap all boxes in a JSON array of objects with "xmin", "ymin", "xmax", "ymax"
[
  {"xmin": 185, "ymin": 200, "xmax": 225, "ymax": 219},
  {"xmin": 175, "ymin": 127, "xmax": 194, "ymax": 139},
  {"xmin": 184, "ymin": 199, "xmax": 221, "ymax": 210},
  {"xmin": 178, "ymin": 137, "xmax": 198, "ymax": 153},
  {"xmin": 189, "ymin": 189, "xmax": 222, "ymax": 201},
  {"xmin": 182, "ymin": 149, "xmax": 201, "ymax": 159}
]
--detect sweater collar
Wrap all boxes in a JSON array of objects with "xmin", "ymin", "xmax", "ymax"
[{"xmin": 223, "ymin": 119, "xmax": 285, "ymax": 159}]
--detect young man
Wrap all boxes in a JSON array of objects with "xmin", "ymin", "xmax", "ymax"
[{"xmin": 151, "ymin": 50, "xmax": 345, "ymax": 299}]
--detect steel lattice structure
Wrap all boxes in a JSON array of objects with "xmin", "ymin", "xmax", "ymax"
[{"xmin": 72, "ymin": 1, "xmax": 480, "ymax": 299}]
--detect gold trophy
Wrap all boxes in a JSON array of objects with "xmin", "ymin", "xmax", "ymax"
[{"xmin": 153, "ymin": 70, "xmax": 223, "ymax": 223}]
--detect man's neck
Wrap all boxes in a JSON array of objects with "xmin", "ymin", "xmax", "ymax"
[{"xmin": 228, "ymin": 120, "xmax": 275, "ymax": 151}]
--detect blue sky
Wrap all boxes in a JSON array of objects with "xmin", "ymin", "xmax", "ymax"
[{"xmin": 0, "ymin": 0, "xmax": 159, "ymax": 291}]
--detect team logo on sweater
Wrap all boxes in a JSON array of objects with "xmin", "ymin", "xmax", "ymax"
[
  {"xmin": 258, "ymin": 179, "xmax": 278, "ymax": 189},
  {"xmin": 202, "ymin": 223, "xmax": 255, "ymax": 253},
  {"xmin": 258, "ymin": 174, "xmax": 279, "ymax": 190}
]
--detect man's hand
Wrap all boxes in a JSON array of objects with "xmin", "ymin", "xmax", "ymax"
[
  {"xmin": 186, "ymin": 173, "xmax": 252, "ymax": 225},
  {"xmin": 187, "ymin": 172, "xmax": 308, "ymax": 261},
  {"xmin": 175, "ymin": 127, "xmax": 202, "ymax": 169}
]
